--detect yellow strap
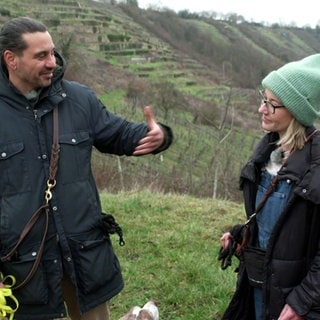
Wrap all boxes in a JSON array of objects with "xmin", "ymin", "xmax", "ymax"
[{"xmin": 0, "ymin": 273, "xmax": 19, "ymax": 320}]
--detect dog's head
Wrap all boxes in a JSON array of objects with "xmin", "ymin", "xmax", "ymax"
[
  {"xmin": 138, "ymin": 300, "xmax": 159, "ymax": 320},
  {"xmin": 119, "ymin": 300, "xmax": 159, "ymax": 320}
]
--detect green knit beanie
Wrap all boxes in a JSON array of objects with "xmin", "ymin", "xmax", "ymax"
[{"xmin": 262, "ymin": 54, "xmax": 320, "ymax": 126}]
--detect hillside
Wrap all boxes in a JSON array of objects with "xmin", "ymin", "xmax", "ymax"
[
  {"xmin": 2, "ymin": 0, "xmax": 319, "ymax": 95},
  {"xmin": 0, "ymin": 0, "xmax": 320, "ymax": 201}
]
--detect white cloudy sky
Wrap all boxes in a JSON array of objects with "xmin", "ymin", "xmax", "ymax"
[{"xmin": 138, "ymin": 0, "xmax": 319, "ymax": 27}]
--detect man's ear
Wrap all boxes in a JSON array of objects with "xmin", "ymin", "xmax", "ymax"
[{"xmin": 3, "ymin": 50, "xmax": 17, "ymax": 71}]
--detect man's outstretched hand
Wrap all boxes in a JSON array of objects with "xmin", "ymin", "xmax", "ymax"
[{"xmin": 133, "ymin": 106, "xmax": 165, "ymax": 155}]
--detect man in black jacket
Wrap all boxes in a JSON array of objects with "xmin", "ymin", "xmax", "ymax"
[{"xmin": 0, "ymin": 17, "xmax": 172, "ymax": 319}]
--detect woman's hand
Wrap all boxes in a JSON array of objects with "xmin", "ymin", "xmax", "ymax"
[
  {"xmin": 278, "ymin": 304, "xmax": 303, "ymax": 320},
  {"xmin": 220, "ymin": 232, "xmax": 232, "ymax": 250}
]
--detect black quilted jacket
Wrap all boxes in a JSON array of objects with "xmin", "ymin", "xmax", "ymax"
[{"xmin": 222, "ymin": 128, "xmax": 320, "ymax": 320}]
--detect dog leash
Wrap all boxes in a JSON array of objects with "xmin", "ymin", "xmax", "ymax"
[
  {"xmin": 0, "ymin": 273, "xmax": 19, "ymax": 320},
  {"xmin": 1, "ymin": 106, "xmax": 60, "ymax": 290}
]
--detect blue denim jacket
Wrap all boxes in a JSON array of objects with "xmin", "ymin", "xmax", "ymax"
[
  {"xmin": 254, "ymin": 169, "xmax": 293, "ymax": 319},
  {"xmin": 255, "ymin": 169, "xmax": 293, "ymax": 249}
]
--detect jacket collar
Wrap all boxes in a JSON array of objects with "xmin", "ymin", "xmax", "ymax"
[{"xmin": 241, "ymin": 129, "xmax": 320, "ymax": 204}]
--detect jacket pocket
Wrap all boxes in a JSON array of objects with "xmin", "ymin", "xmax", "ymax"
[
  {"xmin": 2, "ymin": 248, "xmax": 48, "ymax": 305},
  {"xmin": 269, "ymin": 258, "xmax": 306, "ymax": 318},
  {"xmin": 68, "ymin": 234, "xmax": 121, "ymax": 294},
  {"xmin": 58, "ymin": 131, "xmax": 91, "ymax": 185},
  {"xmin": 271, "ymin": 258, "xmax": 306, "ymax": 288},
  {"xmin": 0, "ymin": 141, "xmax": 31, "ymax": 195}
]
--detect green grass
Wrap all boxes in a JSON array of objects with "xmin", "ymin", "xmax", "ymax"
[{"xmin": 99, "ymin": 190, "xmax": 245, "ymax": 319}]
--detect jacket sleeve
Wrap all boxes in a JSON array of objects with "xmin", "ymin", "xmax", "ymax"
[
  {"xmin": 65, "ymin": 81, "xmax": 172, "ymax": 156},
  {"xmin": 90, "ymin": 96, "xmax": 163, "ymax": 156},
  {"xmin": 286, "ymin": 247, "xmax": 320, "ymax": 317},
  {"xmin": 285, "ymin": 209, "xmax": 320, "ymax": 317},
  {"xmin": 151, "ymin": 123, "xmax": 173, "ymax": 154},
  {"xmin": 285, "ymin": 133, "xmax": 320, "ymax": 317}
]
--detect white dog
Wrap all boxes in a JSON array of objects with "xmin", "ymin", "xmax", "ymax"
[{"xmin": 119, "ymin": 300, "xmax": 159, "ymax": 320}]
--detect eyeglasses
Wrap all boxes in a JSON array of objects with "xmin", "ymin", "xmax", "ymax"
[{"xmin": 259, "ymin": 90, "xmax": 285, "ymax": 114}]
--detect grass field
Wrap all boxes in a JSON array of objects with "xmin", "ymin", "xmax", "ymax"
[{"xmin": 99, "ymin": 190, "xmax": 245, "ymax": 319}]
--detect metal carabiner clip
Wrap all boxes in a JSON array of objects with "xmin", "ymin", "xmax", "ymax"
[{"xmin": 45, "ymin": 179, "xmax": 56, "ymax": 204}]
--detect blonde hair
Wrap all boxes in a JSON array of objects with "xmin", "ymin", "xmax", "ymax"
[{"xmin": 277, "ymin": 118, "xmax": 306, "ymax": 151}]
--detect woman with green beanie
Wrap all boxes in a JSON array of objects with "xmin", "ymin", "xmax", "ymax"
[{"xmin": 220, "ymin": 54, "xmax": 320, "ymax": 319}]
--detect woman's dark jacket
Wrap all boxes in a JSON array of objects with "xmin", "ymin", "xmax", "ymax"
[
  {"xmin": 0, "ymin": 52, "xmax": 172, "ymax": 319},
  {"xmin": 222, "ymin": 128, "xmax": 320, "ymax": 320}
]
